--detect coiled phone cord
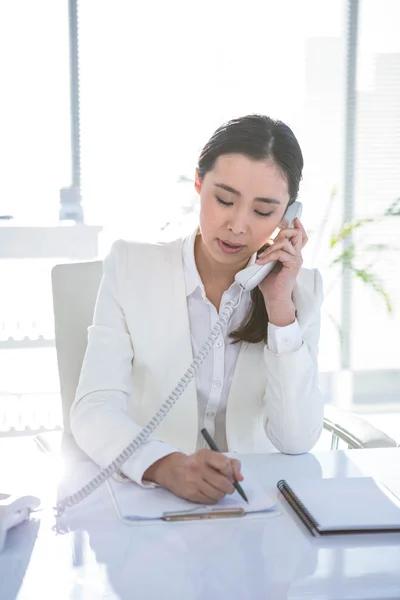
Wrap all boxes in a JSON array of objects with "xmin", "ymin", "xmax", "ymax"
[{"xmin": 55, "ymin": 290, "xmax": 243, "ymax": 516}]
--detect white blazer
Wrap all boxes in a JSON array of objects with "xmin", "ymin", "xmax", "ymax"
[{"xmin": 71, "ymin": 237, "xmax": 324, "ymax": 481}]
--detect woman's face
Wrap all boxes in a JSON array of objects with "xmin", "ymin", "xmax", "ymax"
[{"xmin": 197, "ymin": 154, "xmax": 291, "ymax": 267}]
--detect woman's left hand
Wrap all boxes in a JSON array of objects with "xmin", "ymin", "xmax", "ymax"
[{"xmin": 256, "ymin": 218, "xmax": 308, "ymax": 321}]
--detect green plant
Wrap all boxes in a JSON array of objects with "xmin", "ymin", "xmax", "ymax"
[
  {"xmin": 385, "ymin": 197, "xmax": 400, "ymax": 216},
  {"xmin": 312, "ymin": 193, "xmax": 400, "ymax": 315}
]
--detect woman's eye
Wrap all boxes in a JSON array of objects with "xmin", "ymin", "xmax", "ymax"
[
  {"xmin": 216, "ymin": 196, "xmax": 233, "ymax": 207},
  {"xmin": 215, "ymin": 194, "xmax": 272, "ymax": 217},
  {"xmin": 255, "ymin": 210, "xmax": 273, "ymax": 217}
]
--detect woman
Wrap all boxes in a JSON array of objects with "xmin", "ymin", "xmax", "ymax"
[{"xmin": 71, "ymin": 114, "xmax": 323, "ymax": 505}]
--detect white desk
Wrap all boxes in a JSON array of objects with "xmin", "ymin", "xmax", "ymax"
[{"xmin": 1, "ymin": 437, "xmax": 400, "ymax": 600}]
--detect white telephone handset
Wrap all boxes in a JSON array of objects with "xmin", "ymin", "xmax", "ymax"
[
  {"xmin": 54, "ymin": 201, "xmax": 303, "ymax": 516},
  {"xmin": 235, "ymin": 201, "xmax": 303, "ymax": 291}
]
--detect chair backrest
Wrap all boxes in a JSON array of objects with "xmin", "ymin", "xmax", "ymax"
[{"xmin": 51, "ymin": 260, "xmax": 103, "ymax": 432}]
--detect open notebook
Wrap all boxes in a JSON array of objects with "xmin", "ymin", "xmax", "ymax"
[
  {"xmin": 107, "ymin": 476, "xmax": 277, "ymax": 521},
  {"xmin": 277, "ymin": 477, "xmax": 400, "ymax": 536}
]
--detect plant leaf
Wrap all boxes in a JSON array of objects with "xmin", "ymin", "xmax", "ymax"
[
  {"xmin": 384, "ymin": 198, "xmax": 400, "ymax": 216},
  {"xmin": 350, "ymin": 267, "xmax": 393, "ymax": 313},
  {"xmin": 364, "ymin": 243, "xmax": 390, "ymax": 252},
  {"xmin": 330, "ymin": 244, "xmax": 356, "ymax": 267},
  {"xmin": 329, "ymin": 219, "xmax": 373, "ymax": 249}
]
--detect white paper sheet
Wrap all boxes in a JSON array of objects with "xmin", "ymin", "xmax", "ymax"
[{"xmin": 108, "ymin": 476, "xmax": 276, "ymax": 520}]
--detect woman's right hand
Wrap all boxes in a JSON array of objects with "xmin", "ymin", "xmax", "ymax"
[{"xmin": 143, "ymin": 450, "xmax": 243, "ymax": 504}]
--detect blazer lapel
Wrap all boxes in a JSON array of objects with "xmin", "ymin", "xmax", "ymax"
[{"xmin": 161, "ymin": 239, "xmax": 198, "ymax": 453}]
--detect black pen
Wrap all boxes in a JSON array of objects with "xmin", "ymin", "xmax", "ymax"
[{"xmin": 200, "ymin": 428, "xmax": 248, "ymax": 504}]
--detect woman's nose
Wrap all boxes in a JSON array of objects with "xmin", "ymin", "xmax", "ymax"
[{"xmin": 227, "ymin": 210, "xmax": 247, "ymax": 236}]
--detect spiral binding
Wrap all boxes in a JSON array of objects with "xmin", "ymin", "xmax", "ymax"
[
  {"xmin": 55, "ymin": 290, "xmax": 243, "ymax": 516},
  {"xmin": 277, "ymin": 479, "xmax": 319, "ymax": 536}
]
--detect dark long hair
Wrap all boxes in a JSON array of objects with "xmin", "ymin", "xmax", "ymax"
[{"xmin": 197, "ymin": 114, "xmax": 304, "ymax": 344}]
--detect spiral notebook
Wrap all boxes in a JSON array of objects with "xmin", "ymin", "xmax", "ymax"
[{"xmin": 277, "ymin": 477, "xmax": 400, "ymax": 537}]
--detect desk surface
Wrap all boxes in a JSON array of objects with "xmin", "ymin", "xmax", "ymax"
[{"xmin": 1, "ymin": 437, "xmax": 400, "ymax": 600}]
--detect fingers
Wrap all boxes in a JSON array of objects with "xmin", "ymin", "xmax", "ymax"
[
  {"xmin": 192, "ymin": 489, "xmax": 221, "ymax": 505},
  {"xmin": 256, "ymin": 238, "xmax": 296, "ymax": 264},
  {"xmin": 281, "ymin": 227, "xmax": 302, "ymax": 252},
  {"xmin": 203, "ymin": 449, "xmax": 233, "ymax": 475},
  {"xmin": 204, "ymin": 452, "xmax": 243, "ymax": 478},
  {"xmin": 276, "ymin": 218, "xmax": 305, "ymax": 251},
  {"xmin": 294, "ymin": 217, "xmax": 308, "ymax": 249},
  {"xmin": 199, "ymin": 478, "xmax": 231, "ymax": 503},
  {"xmin": 161, "ymin": 450, "xmax": 244, "ymax": 505},
  {"xmin": 258, "ymin": 249, "xmax": 303, "ymax": 270},
  {"xmin": 204, "ymin": 468, "xmax": 235, "ymax": 494},
  {"xmin": 230, "ymin": 458, "xmax": 244, "ymax": 482},
  {"xmin": 256, "ymin": 218, "xmax": 308, "ymax": 265},
  {"xmin": 202, "ymin": 451, "xmax": 243, "ymax": 492}
]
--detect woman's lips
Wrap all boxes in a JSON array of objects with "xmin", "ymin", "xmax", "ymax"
[{"xmin": 217, "ymin": 239, "xmax": 245, "ymax": 254}]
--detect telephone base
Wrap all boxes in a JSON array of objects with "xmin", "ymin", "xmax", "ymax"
[{"xmin": 0, "ymin": 493, "xmax": 40, "ymax": 553}]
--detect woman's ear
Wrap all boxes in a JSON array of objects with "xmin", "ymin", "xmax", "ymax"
[{"xmin": 194, "ymin": 169, "xmax": 202, "ymax": 194}]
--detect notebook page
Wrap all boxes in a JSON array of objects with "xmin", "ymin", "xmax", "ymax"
[
  {"xmin": 109, "ymin": 477, "xmax": 276, "ymax": 520},
  {"xmin": 381, "ymin": 479, "xmax": 400, "ymax": 503},
  {"xmin": 288, "ymin": 477, "xmax": 400, "ymax": 532}
]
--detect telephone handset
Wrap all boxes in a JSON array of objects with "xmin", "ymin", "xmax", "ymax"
[
  {"xmin": 55, "ymin": 201, "xmax": 303, "ymax": 516},
  {"xmin": 235, "ymin": 201, "xmax": 303, "ymax": 291}
]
